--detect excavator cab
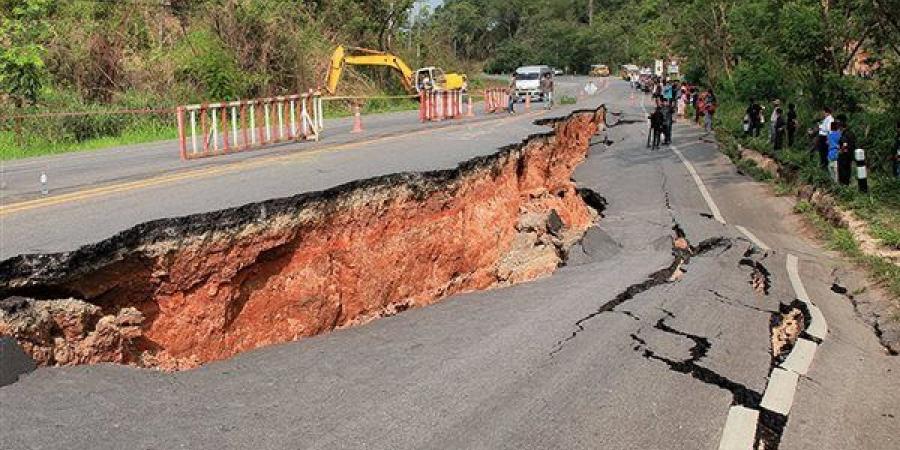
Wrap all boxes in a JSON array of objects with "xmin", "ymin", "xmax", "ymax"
[{"xmin": 414, "ymin": 67, "xmax": 449, "ymax": 91}]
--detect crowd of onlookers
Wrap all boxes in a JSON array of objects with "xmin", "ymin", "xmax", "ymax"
[
  {"xmin": 633, "ymin": 73, "xmax": 900, "ymax": 181},
  {"xmin": 743, "ymin": 94, "xmax": 900, "ymax": 183},
  {"xmin": 745, "ymin": 100, "xmax": 900, "ymax": 184},
  {"xmin": 634, "ymin": 75, "xmax": 716, "ymax": 150}
]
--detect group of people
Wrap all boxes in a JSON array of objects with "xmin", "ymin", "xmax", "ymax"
[
  {"xmin": 645, "ymin": 78, "xmax": 717, "ymax": 149},
  {"xmin": 743, "ymin": 99, "xmax": 799, "ymax": 151},
  {"xmin": 746, "ymin": 99, "xmax": 864, "ymax": 185}
]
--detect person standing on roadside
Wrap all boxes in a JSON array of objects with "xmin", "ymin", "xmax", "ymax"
[
  {"xmin": 703, "ymin": 89, "xmax": 717, "ymax": 133},
  {"xmin": 837, "ymin": 115, "xmax": 856, "ymax": 185},
  {"xmin": 649, "ymin": 105, "xmax": 664, "ymax": 149},
  {"xmin": 827, "ymin": 121, "xmax": 842, "ymax": 182},
  {"xmin": 746, "ymin": 99, "xmax": 762, "ymax": 136},
  {"xmin": 662, "ymin": 102, "xmax": 674, "ymax": 145},
  {"xmin": 769, "ymin": 100, "xmax": 781, "ymax": 143},
  {"xmin": 541, "ymin": 73, "xmax": 554, "ymax": 110},
  {"xmin": 507, "ymin": 73, "xmax": 517, "ymax": 114},
  {"xmin": 817, "ymin": 107, "xmax": 834, "ymax": 168},
  {"xmin": 773, "ymin": 107, "xmax": 786, "ymax": 151},
  {"xmin": 786, "ymin": 103, "xmax": 798, "ymax": 147}
]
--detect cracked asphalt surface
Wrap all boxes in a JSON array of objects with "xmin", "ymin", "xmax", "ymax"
[{"xmin": 2, "ymin": 80, "xmax": 899, "ymax": 449}]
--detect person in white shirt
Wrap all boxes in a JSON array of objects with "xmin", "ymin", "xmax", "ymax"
[
  {"xmin": 817, "ymin": 107, "xmax": 833, "ymax": 168},
  {"xmin": 769, "ymin": 99, "xmax": 781, "ymax": 143}
]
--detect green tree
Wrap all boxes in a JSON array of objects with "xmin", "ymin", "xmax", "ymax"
[{"xmin": 0, "ymin": 0, "xmax": 52, "ymax": 106}]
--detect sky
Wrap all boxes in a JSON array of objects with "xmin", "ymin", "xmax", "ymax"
[{"xmin": 413, "ymin": 0, "xmax": 444, "ymax": 15}]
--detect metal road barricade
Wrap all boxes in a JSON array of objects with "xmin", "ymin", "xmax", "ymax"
[
  {"xmin": 419, "ymin": 89, "xmax": 464, "ymax": 122},
  {"xmin": 176, "ymin": 92, "xmax": 323, "ymax": 160},
  {"xmin": 483, "ymin": 88, "xmax": 508, "ymax": 114}
]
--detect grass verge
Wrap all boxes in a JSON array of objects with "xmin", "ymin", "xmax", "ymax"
[
  {"xmin": 795, "ymin": 200, "xmax": 900, "ymax": 302},
  {"xmin": 712, "ymin": 102, "xmax": 900, "ymax": 308}
]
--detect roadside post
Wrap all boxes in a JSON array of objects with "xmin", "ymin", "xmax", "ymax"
[
  {"xmin": 855, "ymin": 148, "xmax": 868, "ymax": 193},
  {"xmin": 176, "ymin": 106, "xmax": 187, "ymax": 160}
]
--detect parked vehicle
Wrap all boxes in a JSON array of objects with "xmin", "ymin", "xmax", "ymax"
[
  {"xmin": 620, "ymin": 64, "xmax": 640, "ymax": 80},
  {"xmin": 514, "ymin": 65, "xmax": 553, "ymax": 101},
  {"xmin": 590, "ymin": 64, "xmax": 610, "ymax": 77}
]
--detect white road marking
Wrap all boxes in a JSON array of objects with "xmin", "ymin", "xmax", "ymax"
[
  {"xmin": 735, "ymin": 225, "xmax": 771, "ymax": 252},
  {"xmin": 805, "ymin": 304, "xmax": 828, "ymax": 340},
  {"xmin": 785, "ymin": 254, "xmax": 811, "ymax": 302},
  {"xmin": 718, "ymin": 405, "xmax": 759, "ymax": 450},
  {"xmin": 670, "ymin": 145, "xmax": 726, "ymax": 224},
  {"xmin": 780, "ymin": 338, "xmax": 818, "ymax": 375},
  {"xmin": 760, "ymin": 367, "xmax": 800, "ymax": 415}
]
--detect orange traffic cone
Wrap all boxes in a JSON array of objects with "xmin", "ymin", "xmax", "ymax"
[{"xmin": 351, "ymin": 102, "xmax": 363, "ymax": 133}]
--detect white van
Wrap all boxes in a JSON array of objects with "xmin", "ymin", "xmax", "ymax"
[{"xmin": 514, "ymin": 65, "xmax": 553, "ymax": 101}]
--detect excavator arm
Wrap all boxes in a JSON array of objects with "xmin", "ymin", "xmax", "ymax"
[{"xmin": 324, "ymin": 45, "xmax": 416, "ymax": 95}]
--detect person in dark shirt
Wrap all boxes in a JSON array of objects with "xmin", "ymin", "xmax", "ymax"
[
  {"xmin": 837, "ymin": 115, "xmax": 855, "ymax": 185},
  {"xmin": 773, "ymin": 107, "xmax": 786, "ymax": 151},
  {"xmin": 649, "ymin": 106, "xmax": 664, "ymax": 149},
  {"xmin": 662, "ymin": 103, "xmax": 674, "ymax": 145},
  {"xmin": 745, "ymin": 99, "xmax": 762, "ymax": 136},
  {"xmin": 786, "ymin": 103, "xmax": 798, "ymax": 147}
]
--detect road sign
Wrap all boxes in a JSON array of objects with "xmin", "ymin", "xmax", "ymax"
[{"xmin": 583, "ymin": 82, "xmax": 598, "ymax": 96}]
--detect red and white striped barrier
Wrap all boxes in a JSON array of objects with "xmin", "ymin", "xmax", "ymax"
[
  {"xmin": 419, "ymin": 89, "xmax": 465, "ymax": 122},
  {"xmin": 483, "ymin": 88, "xmax": 509, "ymax": 114},
  {"xmin": 176, "ymin": 92, "xmax": 323, "ymax": 160}
]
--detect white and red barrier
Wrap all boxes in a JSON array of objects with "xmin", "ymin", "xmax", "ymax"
[
  {"xmin": 483, "ymin": 88, "xmax": 509, "ymax": 114},
  {"xmin": 176, "ymin": 92, "xmax": 323, "ymax": 160},
  {"xmin": 419, "ymin": 89, "xmax": 465, "ymax": 122}
]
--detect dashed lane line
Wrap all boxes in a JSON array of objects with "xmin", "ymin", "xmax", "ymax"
[
  {"xmin": 718, "ymin": 405, "xmax": 759, "ymax": 450},
  {"xmin": 760, "ymin": 367, "xmax": 800, "ymax": 416},
  {"xmin": 670, "ymin": 145, "xmax": 726, "ymax": 224},
  {"xmin": 787, "ymin": 254, "xmax": 828, "ymax": 340},
  {"xmin": 780, "ymin": 338, "xmax": 817, "ymax": 375},
  {"xmin": 735, "ymin": 225, "xmax": 771, "ymax": 252},
  {"xmin": 787, "ymin": 253, "xmax": 829, "ymax": 343},
  {"xmin": 786, "ymin": 254, "xmax": 811, "ymax": 303}
]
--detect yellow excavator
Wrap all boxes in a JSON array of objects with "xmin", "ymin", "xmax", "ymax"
[{"xmin": 324, "ymin": 45, "xmax": 467, "ymax": 95}]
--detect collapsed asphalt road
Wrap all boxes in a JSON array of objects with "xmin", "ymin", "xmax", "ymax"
[{"xmin": 1, "ymin": 80, "xmax": 898, "ymax": 449}]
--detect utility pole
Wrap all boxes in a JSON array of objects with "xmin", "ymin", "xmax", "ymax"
[{"xmin": 588, "ymin": 0, "xmax": 594, "ymax": 26}]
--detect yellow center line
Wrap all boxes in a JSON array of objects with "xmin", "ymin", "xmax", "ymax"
[{"xmin": 0, "ymin": 110, "xmax": 547, "ymax": 217}]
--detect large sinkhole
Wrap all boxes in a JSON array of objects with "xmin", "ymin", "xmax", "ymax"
[{"xmin": 0, "ymin": 107, "xmax": 607, "ymax": 371}]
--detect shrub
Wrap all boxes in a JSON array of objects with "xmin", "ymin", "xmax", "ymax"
[
  {"xmin": 174, "ymin": 30, "xmax": 246, "ymax": 101},
  {"xmin": 730, "ymin": 56, "xmax": 786, "ymax": 101}
]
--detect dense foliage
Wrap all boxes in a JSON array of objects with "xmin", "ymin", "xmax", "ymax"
[{"xmin": 1, "ymin": 0, "xmax": 898, "ymax": 164}]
